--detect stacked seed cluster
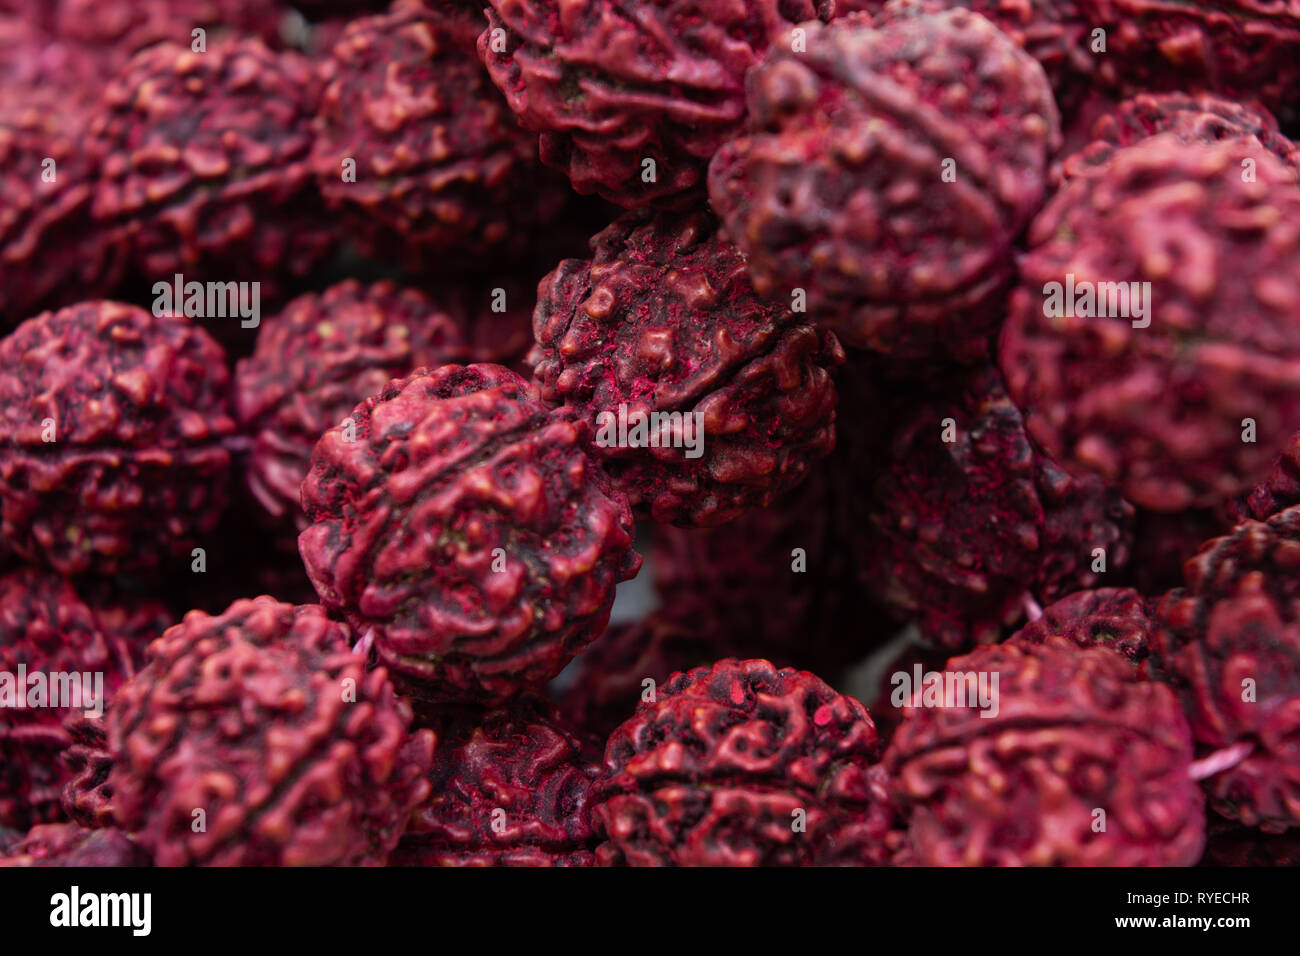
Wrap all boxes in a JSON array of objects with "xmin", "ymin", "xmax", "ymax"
[{"xmin": 2, "ymin": 0, "xmax": 1300, "ymax": 867}]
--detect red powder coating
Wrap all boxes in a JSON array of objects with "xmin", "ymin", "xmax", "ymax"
[
  {"xmin": 1152, "ymin": 509, "xmax": 1300, "ymax": 830},
  {"xmin": 480, "ymin": 0, "xmax": 848, "ymax": 208},
  {"xmin": 0, "ymin": 24, "xmax": 125, "ymax": 325},
  {"xmin": 1007, "ymin": 587, "xmax": 1154, "ymax": 663},
  {"xmin": 1001, "ymin": 135, "xmax": 1300, "ymax": 512},
  {"xmin": 299, "ymin": 364, "xmax": 641, "ymax": 704},
  {"xmin": 86, "ymin": 39, "xmax": 335, "ymax": 292},
  {"xmin": 235, "ymin": 280, "xmax": 469, "ymax": 526},
  {"xmin": 0, "ymin": 569, "xmax": 155, "ymax": 830},
  {"xmin": 886, "ymin": 641, "xmax": 1205, "ymax": 865},
  {"xmin": 0, "ymin": 302, "xmax": 235, "ymax": 575},
  {"xmin": 595, "ymin": 658, "xmax": 896, "ymax": 865},
  {"xmin": 1079, "ymin": 0, "xmax": 1300, "ymax": 129},
  {"xmin": 708, "ymin": 9, "xmax": 1059, "ymax": 360},
  {"xmin": 312, "ymin": 1, "xmax": 567, "ymax": 267},
  {"xmin": 1058, "ymin": 91, "xmax": 1299, "ymax": 183},
  {"xmin": 393, "ymin": 697, "xmax": 599, "ymax": 866},
  {"xmin": 107, "ymin": 597, "xmax": 435, "ymax": 866},
  {"xmin": 533, "ymin": 210, "xmax": 843, "ymax": 527},
  {"xmin": 60, "ymin": 717, "xmax": 115, "ymax": 830},
  {"xmin": 53, "ymin": 0, "xmax": 288, "ymax": 75},
  {"xmin": 859, "ymin": 365, "xmax": 1132, "ymax": 648}
]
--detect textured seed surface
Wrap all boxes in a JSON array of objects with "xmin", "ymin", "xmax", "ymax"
[
  {"xmin": 859, "ymin": 365, "xmax": 1132, "ymax": 648},
  {"xmin": 0, "ymin": 568, "xmax": 161, "ymax": 829},
  {"xmin": 394, "ymin": 697, "xmax": 599, "ymax": 866},
  {"xmin": 107, "ymin": 597, "xmax": 435, "ymax": 866},
  {"xmin": 87, "ymin": 38, "xmax": 334, "ymax": 294},
  {"xmin": 312, "ymin": 0, "xmax": 566, "ymax": 264},
  {"xmin": 1152, "ymin": 509, "xmax": 1300, "ymax": 830},
  {"xmin": 886, "ymin": 641, "xmax": 1205, "ymax": 866},
  {"xmin": 480, "ymin": 0, "xmax": 850, "ymax": 208},
  {"xmin": 236, "ymin": 280, "xmax": 469, "ymax": 525},
  {"xmin": 708, "ymin": 9, "xmax": 1059, "ymax": 360},
  {"xmin": 1007, "ymin": 587, "xmax": 1154, "ymax": 663},
  {"xmin": 533, "ymin": 210, "xmax": 843, "ymax": 527},
  {"xmin": 1079, "ymin": 0, "xmax": 1300, "ymax": 128},
  {"xmin": 299, "ymin": 364, "xmax": 641, "ymax": 703},
  {"xmin": 595, "ymin": 658, "xmax": 897, "ymax": 866},
  {"xmin": 1001, "ymin": 136, "xmax": 1300, "ymax": 512},
  {"xmin": 1057, "ymin": 92, "xmax": 1299, "ymax": 184},
  {"xmin": 0, "ymin": 302, "xmax": 235, "ymax": 575}
]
